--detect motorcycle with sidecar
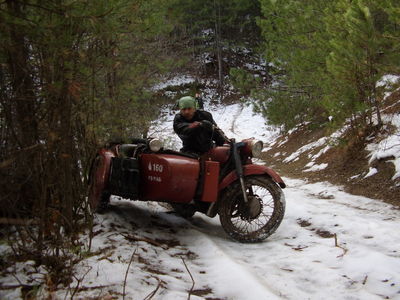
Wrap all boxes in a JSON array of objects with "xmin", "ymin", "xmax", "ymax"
[{"xmin": 88, "ymin": 137, "xmax": 286, "ymax": 243}]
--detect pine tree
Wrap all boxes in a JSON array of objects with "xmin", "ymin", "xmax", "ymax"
[
  {"xmin": 325, "ymin": 0, "xmax": 390, "ymax": 128},
  {"xmin": 376, "ymin": 0, "xmax": 400, "ymax": 75},
  {"xmin": 256, "ymin": 0, "xmax": 399, "ymax": 131},
  {"xmin": 257, "ymin": 0, "xmax": 334, "ymax": 130}
]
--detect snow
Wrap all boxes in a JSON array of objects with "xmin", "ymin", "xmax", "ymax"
[
  {"xmin": 364, "ymin": 167, "xmax": 378, "ymax": 178},
  {"xmin": 377, "ymin": 75, "xmax": 400, "ymax": 100},
  {"xmin": 3, "ymin": 178, "xmax": 400, "ymax": 299},
  {"xmin": 376, "ymin": 75, "xmax": 400, "ymax": 88},
  {"xmin": 303, "ymin": 163, "xmax": 328, "ymax": 172},
  {"xmin": 367, "ymin": 114, "xmax": 400, "ymax": 180},
  {"xmin": 151, "ymin": 75, "xmax": 196, "ymax": 92},
  {"xmin": 283, "ymin": 127, "xmax": 345, "ymax": 164}
]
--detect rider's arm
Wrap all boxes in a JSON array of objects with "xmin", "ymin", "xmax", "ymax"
[
  {"xmin": 173, "ymin": 116, "xmax": 200, "ymax": 136},
  {"xmin": 200, "ymin": 112, "xmax": 229, "ymax": 145}
]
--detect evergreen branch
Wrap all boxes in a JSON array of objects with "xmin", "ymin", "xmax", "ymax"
[
  {"xmin": 19, "ymin": 2, "xmax": 64, "ymax": 15},
  {"xmin": 0, "ymin": 7, "xmax": 38, "ymax": 25},
  {"xmin": 267, "ymin": 85, "xmax": 316, "ymax": 94},
  {"xmin": 13, "ymin": 1, "xmax": 114, "ymax": 18}
]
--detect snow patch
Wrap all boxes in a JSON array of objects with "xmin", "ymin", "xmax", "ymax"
[
  {"xmin": 366, "ymin": 114, "xmax": 400, "ymax": 180},
  {"xmin": 350, "ymin": 174, "xmax": 362, "ymax": 180},
  {"xmin": 151, "ymin": 75, "xmax": 196, "ymax": 92},
  {"xmin": 376, "ymin": 74, "xmax": 400, "ymax": 88},
  {"xmin": 303, "ymin": 163, "xmax": 328, "ymax": 172},
  {"xmin": 364, "ymin": 167, "xmax": 378, "ymax": 178}
]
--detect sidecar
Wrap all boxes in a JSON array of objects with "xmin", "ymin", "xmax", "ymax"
[{"xmin": 88, "ymin": 139, "xmax": 220, "ymax": 211}]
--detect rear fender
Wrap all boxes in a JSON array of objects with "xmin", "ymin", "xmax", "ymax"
[{"xmin": 218, "ymin": 164, "xmax": 286, "ymax": 191}]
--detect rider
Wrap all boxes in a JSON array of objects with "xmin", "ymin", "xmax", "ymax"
[{"xmin": 173, "ymin": 96, "xmax": 228, "ymax": 154}]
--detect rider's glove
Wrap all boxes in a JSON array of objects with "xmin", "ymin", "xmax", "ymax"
[
  {"xmin": 188, "ymin": 121, "xmax": 201, "ymax": 129},
  {"xmin": 201, "ymin": 120, "xmax": 213, "ymax": 132}
]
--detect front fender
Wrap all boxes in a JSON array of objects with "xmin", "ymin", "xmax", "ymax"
[{"xmin": 218, "ymin": 164, "xmax": 286, "ymax": 191}]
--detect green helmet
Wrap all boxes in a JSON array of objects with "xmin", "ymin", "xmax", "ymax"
[{"xmin": 177, "ymin": 96, "xmax": 198, "ymax": 109}]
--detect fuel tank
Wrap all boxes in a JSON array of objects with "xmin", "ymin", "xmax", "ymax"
[
  {"xmin": 202, "ymin": 145, "xmax": 230, "ymax": 164},
  {"xmin": 139, "ymin": 154, "xmax": 200, "ymax": 203}
]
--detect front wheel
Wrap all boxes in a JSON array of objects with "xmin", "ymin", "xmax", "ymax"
[{"xmin": 219, "ymin": 175, "xmax": 285, "ymax": 243}]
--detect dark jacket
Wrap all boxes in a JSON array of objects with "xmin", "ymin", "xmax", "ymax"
[{"xmin": 173, "ymin": 110, "xmax": 227, "ymax": 154}]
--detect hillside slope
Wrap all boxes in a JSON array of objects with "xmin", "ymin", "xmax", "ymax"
[{"xmin": 262, "ymin": 88, "xmax": 400, "ymax": 207}]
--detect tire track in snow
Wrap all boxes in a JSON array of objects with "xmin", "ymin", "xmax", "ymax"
[
  {"xmin": 99, "ymin": 200, "xmax": 281, "ymax": 299},
  {"xmin": 229, "ymin": 103, "xmax": 243, "ymax": 134},
  {"xmin": 174, "ymin": 220, "xmax": 285, "ymax": 299}
]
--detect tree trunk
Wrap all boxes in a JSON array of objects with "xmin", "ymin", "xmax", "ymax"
[
  {"xmin": 214, "ymin": 0, "xmax": 223, "ymax": 100},
  {"xmin": 7, "ymin": 0, "xmax": 38, "ymax": 148}
]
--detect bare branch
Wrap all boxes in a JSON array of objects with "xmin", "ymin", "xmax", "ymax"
[
  {"xmin": 0, "ymin": 218, "xmax": 35, "ymax": 225},
  {"xmin": 334, "ymin": 234, "xmax": 348, "ymax": 258},
  {"xmin": 143, "ymin": 277, "xmax": 162, "ymax": 300},
  {"xmin": 123, "ymin": 247, "xmax": 137, "ymax": 300},
  {"xmin": 0, "ymin": 143, "xmax": 42, "ymax": 169},
  {"xmin": 181, "ymin": 257, "xmax": 195, "ymax": 300},
  {"xmin": 11, "ymin": 273, "xmax": 24, "ymax": 286},
  {"xmin": 120, "ymin": 233, "xmax": 168, "ymax": 250},
  {"xmin": 70, "ymin": 266, "xmax": 92, "ymax": 299}
]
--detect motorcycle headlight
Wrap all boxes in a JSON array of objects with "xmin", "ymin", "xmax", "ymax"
[
  {"xmin": 149, "ymin": 138, "xmax": 163, "ymax": 152},
  {"xmin": 250, "ymin": 140, "xmax": 263, "ymax": 158}
]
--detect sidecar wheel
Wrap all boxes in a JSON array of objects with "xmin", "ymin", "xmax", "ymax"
[
  {"xmin": 219, "ymin": 175, "xmax": 285, "ymax": 243},
  {"xmin": 88, "ymin": 156, "xmax": 110, "ymax": 213},
  {"xmin": 170, "ymin": 203, "xmax": 196, "ymax": 218}
]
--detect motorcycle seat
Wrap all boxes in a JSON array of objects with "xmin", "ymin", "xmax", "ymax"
[{"xmin": 119, "ymin": 144, "xmax": 137, "ymax": 157}]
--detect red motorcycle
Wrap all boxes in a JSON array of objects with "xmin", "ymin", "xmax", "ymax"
[{"xmin": 88, "ymin": 137, "xmax": 286, "ymax": 243}]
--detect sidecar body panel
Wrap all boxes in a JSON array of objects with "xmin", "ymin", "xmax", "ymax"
[
  {"xmin": 200, "ymin": 161, "xmax": 220, "ymax": 203},
  {"xmin": 139, "ymin": 154, "xmax": 200, "ymax": 203},
  {"xmin": 88, "ymin": 149, "xmax": 115, "ymax": 208}
]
